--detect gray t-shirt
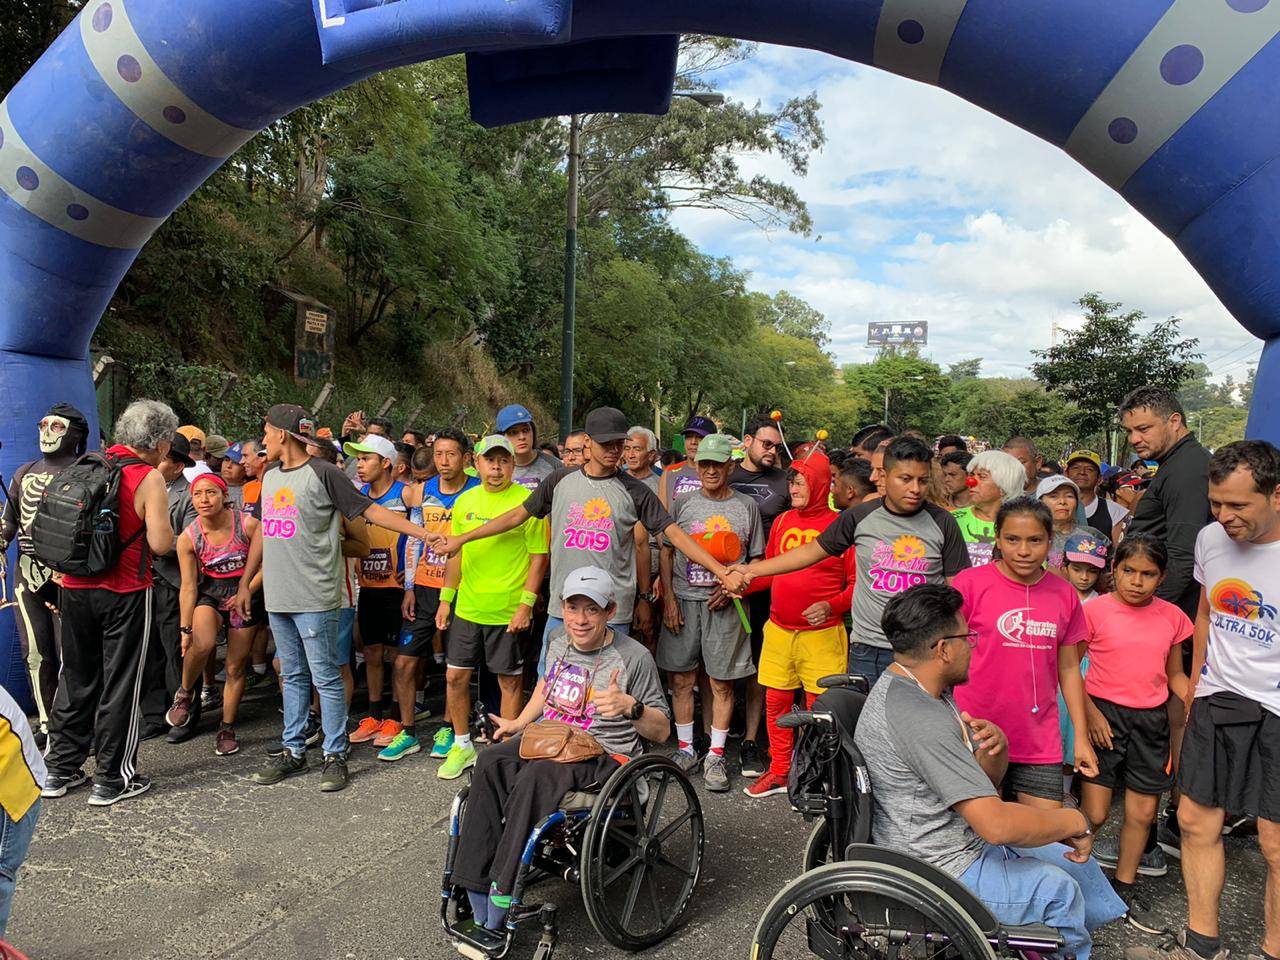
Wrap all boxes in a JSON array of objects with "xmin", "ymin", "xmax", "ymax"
[
  {"xmin": 855, "ymin": 672, "xmax": 996, "ymax": 877},
  {"xmin": 154, "ymin": 476, "xmax": 197, "ymax": 588},
  {"xmin": 261, "ymin": 458, "xmax": 373, "ymax": 613},
  {"xmin": 513, "ymin": 451, "xmax": 563, "ymax": 493},
  {"xmin": 661, "ymin": 463, "xmax": 702, "ymax": 507},
  {"xmin": 818, "ymin": 500, "xmax": 971, "ymax": 649},
  {"xmin": 541, "ymin": 630, "xmax": 671, "ymax": 757},
  {"xmin": 670, "ymin": 489, "xmax": 764, "ymax": 601},
  {"xmin": 524, "ymin": 467, "xmax": 672, "ymax": 625}
]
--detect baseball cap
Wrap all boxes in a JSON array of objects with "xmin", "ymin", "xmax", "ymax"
[
  {"xmin": 694, "ymin": 433, "xmax": 735, "ymax": 463},
  {"xmin": 476, "ymin": 434, "xmax": 515, "ymax": 458},
  {"xmin": 204, "ymin": 434, "xmax": 230, "ymax": 458},
  {"xmin": 561, "ymin": 566, "xmax": 616, "ymax": 608},
  {"xmin": 583, "ymin": 406, "xmax": 629, "ymax": 443},
  {"xmin": 1066, "ymin": 449, "xmax": 1102, "ymax": 469},
  {"xmin": 342, "ymin": 434, "xmax": 397, "ymax": 461},
  {"xmin": 1064, "ymin": 531, "xmax": 1109, "ymax": 569},
  {"xmin": 265, "ymin": 404, "xmax": 315, "ymax": 444},
  {"xmin": 224, "ymin": 441, "xmax": 245, "ymax": 464},
  {"xmin": 167, "ymin": 432, "xmax": 196, "ymax": 468},
  {"xmin": 177, "ymin": 425, "xmax": 206, "ymax": 446},
  {"xmin": 1034, "ymin": 474, "xmax": 1081, "ymax": 500},
  {"xmin": 496, "ymin": 404, "xmax": 535, "ymax": 433},
  {"xmin": 681, "ymin": 416, "xmax": 716, "ymax": 438}
]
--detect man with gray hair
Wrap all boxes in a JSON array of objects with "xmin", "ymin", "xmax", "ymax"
[
  {"xmin": 623, "ymin": 426, "xmax": 661, "ymax": 487},
  {"xmin": 43, "ymin": 399, "xmax": 179, "ymax": 807},
  {"xmin": 1002, "ymin": 435, "xmax": 1043, "ymax": 494}
]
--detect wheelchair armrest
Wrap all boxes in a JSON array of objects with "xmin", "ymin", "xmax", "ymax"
[
  {"xmin": 817, "ymin": 673, "xmax": 870, "ymax": 692},
  {"xmin": 777, "ymin": 709, "xmax": 836, "ymax": 731}
]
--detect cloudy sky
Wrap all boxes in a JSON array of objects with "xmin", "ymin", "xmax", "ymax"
[{"xmin": 670, "ymin": 44, "xmax": 1263, "ymax": 384}]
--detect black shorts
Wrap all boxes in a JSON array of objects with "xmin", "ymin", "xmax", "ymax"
[
  {"xmin": 447, "ymin": 616, "xmax": 524, "ymax": 676},
  {"xmin": 357, "ymin": 587, "xmax": 404, "ymax": 647},
  {"xmin": 195, "ymin": 582, "xmax": 265, "ymax": 629},
  {"xmin": 747, "ymin": 590, "xmax": 770, "ymax": 662},
  {"xmin": 1085, "ymin": 696, "xmax": 1173, "ymax": 795},
  {"xmin": 1178, "ymin": 693, "xmax": 1280, "ymax": 821},
  {"xmin": 1001, "ymin": 761, "xmax": 1063, "ymax": 802},
  {"xmin": 402, "ymin": 586, "xmax": 440, "ymax": 658}
]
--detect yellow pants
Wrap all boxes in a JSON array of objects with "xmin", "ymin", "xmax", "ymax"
[{"xmin": 757, "ymin": 621, "xmax": 848, "ymax": 694}]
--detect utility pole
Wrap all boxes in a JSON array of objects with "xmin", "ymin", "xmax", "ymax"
[{"xmin": 559, "ymin": 114, "xmax": 580, "ymax": 441}]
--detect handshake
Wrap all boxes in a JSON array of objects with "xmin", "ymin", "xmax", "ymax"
[{"xmin": 717, "ymin": 563, "xmax": 754, "ymax": 597}]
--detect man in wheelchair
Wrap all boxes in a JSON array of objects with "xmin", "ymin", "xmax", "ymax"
[
  {"xmin": 449, "ymin": 565, "xmax": 671, "ymax": 933},
  {"xmin": 855, "ymin": 584, "xmax": 1126, "ymax": 959}
]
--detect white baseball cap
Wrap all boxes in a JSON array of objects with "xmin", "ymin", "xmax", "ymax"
[
  {"xmin": 342, "ymin": 434, "xmax": 397, "ymax": 461},
  {"xmin": 561, "ymin": 566, "xmax": 616, "ymax": 608}
]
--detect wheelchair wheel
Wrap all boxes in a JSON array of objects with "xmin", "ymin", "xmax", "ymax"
[
  {"xmin": 751, "ymin": 860, "xmax": 996, "ymax": 960},
  {"xmin": 579, "ymin": 754, "xmax": 704, "ymax": 951},
  {"xmin": 804, "ymin": 820, "xmax": 835, "ymax": 871}
]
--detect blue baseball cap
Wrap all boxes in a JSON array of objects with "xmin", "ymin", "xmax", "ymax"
[
  {"xmin": 496, "ymin": 404, "xmax": 535, "ymax": 433},
  {"xmin": 224, "ymin": 441, "xmax": 245, "ymax": 464}
]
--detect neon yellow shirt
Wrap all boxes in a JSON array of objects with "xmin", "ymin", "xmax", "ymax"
[{"xmin": 452, "ymin": 482, "xmax": 549, "ymax": 625}]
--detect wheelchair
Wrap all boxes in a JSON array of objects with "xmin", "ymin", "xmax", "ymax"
[
  {"xmin": 750, "ymin": 674, "xmax": 1072, "ymax": 960},
  {"xmin": 440, "ymin": 751, "xmax": 704, "ymax": 959}
]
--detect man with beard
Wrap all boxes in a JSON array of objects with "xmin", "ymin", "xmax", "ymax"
[{"xmin": 1, "ymin": 404, "xmax": 90, "ymax": 745}]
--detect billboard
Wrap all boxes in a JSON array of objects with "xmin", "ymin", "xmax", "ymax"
[{"xmin": 867, "ymin": 321, "xmax": 928, "ymax": 346}]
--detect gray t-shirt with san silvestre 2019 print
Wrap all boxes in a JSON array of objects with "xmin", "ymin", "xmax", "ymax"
[
  {"xmin": 855, "ymin": 671, "xmax": 996, "ymax": 877},
  {"xmin": 670, "ymin": 488, "xmax": 764, "ymax": 601},
  {"xmin": 817, "ymin": 499, "xmax": 970, "ymax": 649},
  {"xmin": 541, "ymin": 630, "xmax": 671, "ymax": 757},
  {"xmin": 523, "ymin": 467, "xmax": 673, "ymax": 625},
  {"xmin": 261, "ymin": 458, "xmax": 373, "ymax": 613}
]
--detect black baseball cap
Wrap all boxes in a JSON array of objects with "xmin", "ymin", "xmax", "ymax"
[
  {"xmin": 681, "ymin": 415, "xmax": 716, "ymax": 438},
  {"xmin": 583, "ymin": 406, "xmax": 629, "ymax": 443},
  {"xmin": 167, "ymin": 432, "xmax": 196, "ymax": 468},
  {"xmin": 265, "ymin": 404, "xmax": 315, "ymax": 444}
]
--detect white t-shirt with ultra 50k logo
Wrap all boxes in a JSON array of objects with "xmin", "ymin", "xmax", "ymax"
[{"xmin": 1194, "ymin": 522, "xmax": 1280, "ymax": 717}]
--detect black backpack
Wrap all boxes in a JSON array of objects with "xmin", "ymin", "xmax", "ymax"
[{"xmin": 30, "ymin": 451, "xmax": 148, "ymax": 577}]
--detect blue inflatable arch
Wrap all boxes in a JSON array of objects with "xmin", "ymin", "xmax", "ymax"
[{"xmin": 4, "ymin": 0, "xmax": 1280, "ymax": 463}]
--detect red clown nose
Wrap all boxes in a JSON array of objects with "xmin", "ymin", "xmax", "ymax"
[{"xmin": 965, "ymin": 475, "xmax": 979, "ymax": 488}]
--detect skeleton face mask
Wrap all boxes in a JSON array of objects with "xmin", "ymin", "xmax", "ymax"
[{"xmin": 38, "ymin": 416, "xmax": 71, "ymax": 454}]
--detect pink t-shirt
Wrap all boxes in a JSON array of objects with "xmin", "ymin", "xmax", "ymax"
[
  {"xmin": 953, "ymin": 563, "xmax": 1087, "ymax": 764},
  {"xmin": 1084, "ymin": 593, "xmax": 1192, "ymax": 709}
]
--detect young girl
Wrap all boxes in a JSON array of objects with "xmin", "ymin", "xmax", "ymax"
[
  {"xmin": 953, "ymin": 497, "xmax": 1099, "ymax": 808},
  {"xmin": 1058, "ymin": 532, "xmax": 1107, "ymax": 793},
  {"xmin": 1079, "ymin": 534, "xmax": 1190, "ymax": 934}
]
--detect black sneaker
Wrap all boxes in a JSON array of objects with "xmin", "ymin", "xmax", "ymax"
[
  {"xmin": 1121, "ymin": 892, "xmax": 1168, "ymax": 936},
  {"xmin": 252, "ymin": 751, "xmax": 308, "ymax": 784},
  {"xmin": 88, "ymin": 775, "xmax": 152, "ymax": 807},
  {"xmin": 1222, "ymin": 814, "xmax": 1257, "ymax": 837},
  {"xmin": 740, "ymin": 740, "xmax": 765, "ymax": 779},
  {"xmin": 41, "ymin": 770, "xmax": 88, "ymax": 798},
  {"xmin": 1157, "ymin": 819, "xmax": 1181, "ymax": 860},
  {"xmin": 304, "ymin": 713, "xmax": 323, "ymax": 747},
  {"xmin": 320, "ymin": 753, "xmax": 348, "ymax": 792},
  {"xmin": 139, "ymin": 721, "xmax": 168, "ymax": 742}
]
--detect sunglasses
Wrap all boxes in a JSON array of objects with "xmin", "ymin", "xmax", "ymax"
[{"xmin": 755, "ymin": 438, "xmax": 781, "ymax": 451}]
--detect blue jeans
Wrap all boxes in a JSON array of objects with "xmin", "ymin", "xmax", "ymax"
[
  {"xmin": 337, "ymin": 607, "xmax": 356, "ymax": 666},
  {"xmin": 849, "ymin": 643, "xmax": 894, "ymax": 684},
  {"xmin": 269, "ymin": 610, "xmax": 348, "ymax": 757},
  {"xmin": 959, "ymin": 843, "xmax": 1126, "ymax": 960},
  {"xmin": 538, "ymin": 616, "xmax": 630, "ymax": 676},
  {"xmin": 0, "ymin": 799, "xmax": 40, "ymax": 937}
]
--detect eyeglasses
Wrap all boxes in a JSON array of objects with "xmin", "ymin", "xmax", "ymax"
[
  {"xmin": 565, "ymin": 447, "xmax": 585, "ymax": 456},
  {"xmin": 755, "ymin": 439, "xmax": 781, "ymax": 451},
  {"xmin": 935, "ymin": 630, "xmax": 979, "ymax": 649}
]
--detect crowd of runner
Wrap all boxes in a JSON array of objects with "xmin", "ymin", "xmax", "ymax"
[{"xmin": 0, "ymin": 385, "xmax": 1274, "ymax": 960}]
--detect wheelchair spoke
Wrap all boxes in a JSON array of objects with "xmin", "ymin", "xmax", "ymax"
[
  {"xmin": 653, "ymin": 808, "xmax": 694, "ymax": 844},
  {"xmin": 644, "ymin": 774, "xmax": 670, "ymax": 837},
  {"xmin": 602, "ymin": 851, "xmax": 643, "ymax": 889},
  {"xmin": 654, "ymin": 853, "xmax": 696, "ymax": 880},
  {"xmin": 645, "ymin": 867, "xmax": 663, "ymax": 923},
  {"xmin": 620, "ymin": 861, "xmax": 647, "ymax": 930}
]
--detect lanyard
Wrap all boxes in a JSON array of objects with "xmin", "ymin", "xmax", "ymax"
[{"xmin": 891, "ymin": 663, "xmax": 973, "ymax": 751}]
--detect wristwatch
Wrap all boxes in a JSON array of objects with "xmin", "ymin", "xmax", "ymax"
[
  {"xmin": 179, "ymin": 626, "xmax": 193, "ymax": 636},
  {"xmin": 638, "ymin": 591, "xmax": 657, "ymax": 603},
  {"xmin": 626, "ymin": 698, "xmax": 644, "ymax": 721}
]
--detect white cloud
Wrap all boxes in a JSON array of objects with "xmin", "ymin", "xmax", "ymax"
[{"xmin": 671, "ymin": 46, "xmax": 1262, "ymax": 382}]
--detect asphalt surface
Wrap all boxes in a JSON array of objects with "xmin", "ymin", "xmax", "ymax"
[{"xmin": 9, "ymin": 681, "xmax": 1267, "ymax": 960}]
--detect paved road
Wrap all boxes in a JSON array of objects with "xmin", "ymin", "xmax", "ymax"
[{"xmin": 9, "ymin": 687, "xmax": 1266, "ymax": 959}]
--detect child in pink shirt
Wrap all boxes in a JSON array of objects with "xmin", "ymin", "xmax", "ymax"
[
  {"xmin": 1080, "ymin": 533, "xmax": 1190, "ymax": 930},
  {"xmin": 953, "ymin": 497, "xmax": 1097, "ymax": 807}
]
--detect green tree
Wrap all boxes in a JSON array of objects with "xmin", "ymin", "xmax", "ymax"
[
  {"xmin": 947, "ymin": 358, "xmax": 983, "ymax": 382},
  {"xmin": 940, "ymin": 378, "xmax": 1079, "ymax": 455},
  {"xmin": 843, "ymin": 354, "xmax": 951, "ymax": 434},
  {"xmin": 1, "ymin": 1, "xmax": 81, "ymax": 94},
  {"xmin": 1030, "ymin": 293, "xmax": 1202, "ymax": 455},
  {"xmin": 750, "ymin": 290, "xmax": 830, "ymax": 349}
]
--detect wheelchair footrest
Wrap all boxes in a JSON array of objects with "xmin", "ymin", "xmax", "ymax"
[
  {"xmin": 446, "ymin": 919, "xmax": 509, "ymax": 959},
  {"xmin": 998, "ymin": 923, "xmax": 1066, "ymax": 953}
]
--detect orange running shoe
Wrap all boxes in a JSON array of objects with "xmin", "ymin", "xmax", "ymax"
[
  {"xmin": 349, "ymin": 716, "xmax": 382, "ymax": 744},
  {"xmin": 373, "ymin": 719, "xmax": 404, "ymax": 747}
]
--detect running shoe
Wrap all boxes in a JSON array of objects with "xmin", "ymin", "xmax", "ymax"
[
  {"xmin": 164, "ymin": 687, "xmax": 195, "ymax": 729},
  {"xmin": 303, "ymin": 713, "xmax": 323, "ymax": 747},
  {"xmin": 88, "ymin": 775, "xmax": 152, "ymax": 807},
  {"xmin": 671, "ymin": 749, "xmax": 701, "ymax": 774},
  {"xmin": 349, "ymin": 716, "xmax": 382, "ymax": 744},
  {"xmin": 739, "ymin": 740, "xmax": 765, "ymax": 779},
  {"xmin": 430, "ymin": 727, "xmax": 455, "ymax": 759},
  {"xmin": 1124, "ymin": 930, "xmax": 1227, "ymax": 960},
  {"xmin": 245, "ymin": 669, "xmax": 273, "ymax": 691},
  {"xmin": 215, "ymin": 726, "xmax": 239, "ymax": 756},
  {"xmin": 1157, "ymin": 820, "xmax": 1182, "ymax": 860},
  {"xmin": 41, "ymin": 770, "xmax": 88, "ymax": 798},
  {"xmin": 703, "ymin": 752, "xmax": 730, "ymax": 792},
  {"xmin": 743, "ymin": 771, "xmax": 789, "ymax": 799},
  {"xmin": 378, "ymin": 730, "xmax": 422, "ymax": 762},
  {"xmin": 1120, "ymin": 891, "xmax": 1168, "ymax": 936},
  {"xmin": 1093, "ymin": 837, "xmax": 1168, "ymax": 877},
  {"xmin": 414, "ymin": 697, "xmax": 433, "ymax": 722},
  {"xmin": 373, "ymin": 719, "xmax": 403, "ymax": 747},
  {"xmin": 320, "ymin": 753, "xmax": 349, "ymax": 792},
  {"xmin": 252, "ymin": 751, "xmax": 308, "ymax": 785},
  {"xmin": 438, "ymin": 743, "xmax": 477, "ymax": 780},
  {"xmin": 200, "ymin": 685, "xmax": 222, "ymax": 710}
]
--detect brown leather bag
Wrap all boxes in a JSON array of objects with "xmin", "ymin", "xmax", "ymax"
[{"xmin": 519, "ymin": 720, "xmax": 604, "ymax": 764}]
